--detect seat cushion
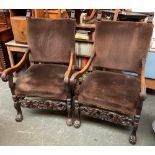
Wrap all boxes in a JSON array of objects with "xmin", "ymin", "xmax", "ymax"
[
  {"xmin": 15, "ymin": 64, "xmax": 69, "ymax": 99},
  {"xmin": 78, "ymin": 70, "xmax": 141, "ymax": 116}
]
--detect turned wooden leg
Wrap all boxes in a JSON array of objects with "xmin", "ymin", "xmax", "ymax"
[
  {"xmin": 13, "ymin": 95, "xmax": 23, "ymax": 122},
  {"xmin": 129, "ymin": 115, "xmax": 140, "ymax": 145},
  {"xmin": 74, "ymin": 100, "xmax": 81, "ymax": 128},
  {"xmin": 66, "ymin": 99, "xmax": 73, "ymax": 126}
]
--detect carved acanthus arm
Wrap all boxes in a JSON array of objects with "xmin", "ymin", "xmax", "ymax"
[
  {"xmin": 1, "ymin": 48, "xmax": 30, "ymax": 82},
  {"xmin": 64, "ymin": 50, "xmax": 75, "ymax": 85},
  {"xmin": 140, "ymin": 58, "xmax": 146, "ymax": 100},
  {"xmin": 70, "ymin": 50, "xmax": 96, "ymax": 87}
]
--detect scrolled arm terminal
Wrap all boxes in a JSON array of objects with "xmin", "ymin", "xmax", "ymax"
[{"xmin": 1, "ymin": 48, "xmax": 30, "ymax": 82}]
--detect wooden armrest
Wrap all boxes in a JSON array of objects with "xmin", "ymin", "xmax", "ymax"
[
  {"xmin": 1, "ymin": 48, "xmax": 30, "ymax": 82},
  {"xmin": 140, "ymin": 58, "xmax": 146, "ymax": 100},
  {"xmin": 70, "ymin": 51, "xmax": 95, "ymax": 86},
  {"xmin": 113, "ymin": 9, "xmax": 120, "ymax": 21},
  {"xmin": 84, "ymin": 10, "xmax": 97, "ymax": 21},
  {"xmin": 64, "ymin": 51, "xmax": 75, "ymax": 84}
]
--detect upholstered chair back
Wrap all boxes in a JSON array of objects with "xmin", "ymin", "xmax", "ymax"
[
  {"xmin": 94, "ymin": 21, "xmax": 153, "ymax": 74},
  {"xmin": 27, "ymin": 18, "xmax": 75, "ymax": 64}
]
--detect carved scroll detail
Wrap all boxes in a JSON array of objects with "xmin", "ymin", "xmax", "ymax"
[
  {"xmin": 19, "ymin": 98, "xmax": 67, "ymax": 111},
  {"xmin": 80, "ymin": 106, "xmax": 134, "ymax": 126}
]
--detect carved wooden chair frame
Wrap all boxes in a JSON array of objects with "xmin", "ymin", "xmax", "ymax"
[
  {"xmin": 70, "ymin": 30, "xmax": 149, "ymax": 145},
  {"xmin": 1, "ymin": 40, "xmax": 76, "ymax": 126}
]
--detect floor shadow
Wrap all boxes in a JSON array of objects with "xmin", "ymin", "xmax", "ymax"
[
  {"xmin": 146, "ymin": 88, "xmax": 155, "ymax": 95},
  {"xmin": 25, "ymin": 108, "xmax": 67, "ymax": 118}
]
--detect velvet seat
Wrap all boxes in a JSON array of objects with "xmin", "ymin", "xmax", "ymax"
[
  {"xmin": 15, "ymin": 64, "xmax": 69, "ymax": 99},
  {"xmin": 78, "ymin": 70, "xmax": 140, "ymax": 116}
]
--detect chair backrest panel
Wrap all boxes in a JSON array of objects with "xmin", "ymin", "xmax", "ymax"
[
  {"xmin": 93, "ymin": 21, "xmax": 153, "ymax": 74},
  {"xmin": 27, "ymin": 18, "xmax": 75, "ymax": 64}
]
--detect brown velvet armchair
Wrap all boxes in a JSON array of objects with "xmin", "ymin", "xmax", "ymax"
[
  {"xmin": 1, "ymin": 18, "xmax": 76, "ymax": 126},
  {"xmin": 70, "ymin": 21, "xmax": 153, "ymax": 144}
]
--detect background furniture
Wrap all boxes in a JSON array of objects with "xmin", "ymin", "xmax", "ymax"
[
  {"xmin": 75, "ymin": 24, "xmax": 95, "ymax": 70},
  {"xmin": 46, "ymin": 9, "xmax": 69, "ymax": 19},
  {"xmin": 70, "ymin": 21, "xmax": 153, "ymax": 145},
  {"xmin": 9, "ymin": 9, "xmax": 71, "ymax": 44},
  {"xmin": 5, "ymin": 40, "xmax": 29, "ymax": 76},
  {"xmin": 145, "ymin": 49, "xmax": 155, "ymax": 90},
  {"xmin": 0, "ymin": 9, "xmax": 11, "ymax": 28},
  {"xmin": 0, "ymin": 9, "xmax": 13, "ymax": 74},
  {"xmin": 0, "ymin": 28, "xmax": 13, "ymax": 73},
  {"xmin": 5, "ymin": 40, "xmax": 28, "ymax": 67},
  {"xmin": 9, "ymin": 9, "xmax": 28, "ymax": 43},
  {"xmin": 31, "ymin": 9, "xmax": 69, "ymax": 19}
]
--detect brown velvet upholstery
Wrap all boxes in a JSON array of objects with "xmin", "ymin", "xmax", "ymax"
[
  {"xmin": 93, "ymin": 21, "xmax": 153, "ymax": 74},
  {"xmin": 27, "ymin": 18, "xmax": 75, "ymax": 64},
  {"xmin": 15, "ymin": 64, "xmax": 69, "ymax": 99},
  {"xmin": 78, "ymin": 70, "xmax": 140, "ymax": 115}
]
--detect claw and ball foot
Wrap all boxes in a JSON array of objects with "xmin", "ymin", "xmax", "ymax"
[
  {"xmin": 74, "ymin": 120, "xmax": 81, "ymax": 128},
  {"xmin": 129, "ymin": 115, "xmax": 140, "ymax": 145},
  {"xmin": 129, "ymin": 130, "xmax": 137, "ymax": 145},
  {"xmin": 66, "ymin": 118, "xmax": 73, "ymax": 126},
  {"xmin": 15, "ymin": 113, "xmax": 23, "ymax": 122},
  {"xmin": 66, "ymin": 99, "xmax": 73, "ymax": 126},
  {"xmin": 74, "ymin": 100, "xmax": 81, "ymax": 128},
  {"xmin": 14, "ymin": 98, "xmax": 23, "ymax": 122}
]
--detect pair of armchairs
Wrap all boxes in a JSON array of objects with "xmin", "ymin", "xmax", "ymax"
[{"xmin": 1, "ymin": 18, "xmax": 153, "ymax": 145}]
